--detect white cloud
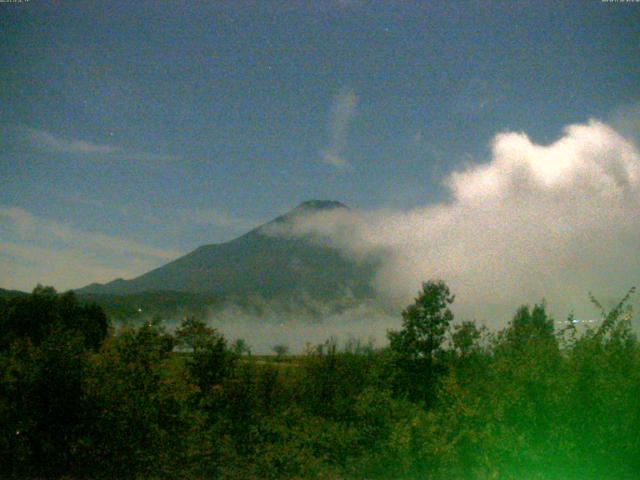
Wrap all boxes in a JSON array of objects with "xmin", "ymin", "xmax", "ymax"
[
  {"xmin": 321, "ymin": 89, "xmax": 357, "ymax": 168},
  {"xmin": 0, "ymin": 207, "xmax": 181, "ymax": 291},
  {"xmin": 448, "ymin": 121, "xmax": 639, "ymax": 202},
  {"xmin": 271, "ymin": 118, "xmax": 640, "ymax": 324}
]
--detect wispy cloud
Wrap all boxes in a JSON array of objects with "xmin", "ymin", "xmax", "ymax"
[
  {"xmin": 321, "ymin": 151, "xmax": 350, "ymax": 168},
  {"xmin": 121, "ymin": 152, "xmax": 181, "ymax": 162},
  {"xmin": 25, "ymin": 127, "xmax": 117, "ymax": 155},
  {"xmin": 0, "ymin": 240, "xmax": 133, "ymax": 291},
  {"xmin": 321, "ymin": 88, "xmax": 357, "ymax": 169},
  {"xmin": 451, "ymin": 77, "xmax": 505, "ymax": 116},
  {"xmin": 0, "ymin": 206, "xmax": 181, "ymax": 291},
  {"xmin": 15, "ymin": 126, "xmax": 179, "ymax": 162}
]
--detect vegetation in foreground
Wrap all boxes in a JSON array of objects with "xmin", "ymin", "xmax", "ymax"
[{"xmin": 1, "ymin": 282, "xmax": 639, "ymax": 479}]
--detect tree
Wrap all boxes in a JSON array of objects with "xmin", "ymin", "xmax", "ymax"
[
  {"xmin": 232, "ymin": 338, "xmax": 251, "ymax": 356},
  {"xmin": 389, "ymin": 280, "xmax": 454, "ymax": 362},
  {"xmin": 175, "ymin": 315, "xmax": 214, "ymax": 351},
  {"xmin": 176, "ymin": 316, "xmax": 236, "ymax": 392},
  {"xmin": 508, "ymin": 302, "xmax": 555, "ymax": 347},
  {"xmin": 0, "ymin": 286, "xmax": 109, "ymax": 477},
  {"xmin": 0, "ymin": 286, "xmax": 108, "ymax": 351},
  {"xmin": 0, "ymin": 328, "xmax": 89, "ymax": 477},
  {"xmin": 80, "ymin": 322, "xmax": 185, "ymax": 477},
  {"xmin": 272, "ymin": 343, "xmax": 289, "ymax": 361},
  {"xmin": 388, "ymin": 280, "xmax": 455, "ymax": 402},
  {"xmin": 451, "ymin": 320, "xmax": 483, "ymax": 357}
]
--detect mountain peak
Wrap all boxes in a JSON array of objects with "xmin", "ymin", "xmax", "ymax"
[
  {"xmin": 293, "ymin": 200, "xmax": 348, "ymax": 212},
  {"xmin": 248, "ymin": 200, "xmax": 349, "ymax": 236}
]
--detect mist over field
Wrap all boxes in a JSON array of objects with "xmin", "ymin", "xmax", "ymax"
[{"xmin": 208, "ymin": 301, "xmax": 398, "ymax": 354}]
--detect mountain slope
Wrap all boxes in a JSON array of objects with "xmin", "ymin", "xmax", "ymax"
[
  {"xmin": 77, "ymin": 201, "xmax": 377, "ymax": 303},
  {"xmin": 0, "ymin": 288, "xmax": 28, "ymax": 299}
]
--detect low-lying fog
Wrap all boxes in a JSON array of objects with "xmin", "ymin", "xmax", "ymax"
[
  {"xmin": 210, "ymin": 302, "xmax": 398, "ymax": 354},
  {"xmin": 147, "ymin": 297, "xmax": 637, "ymax": 355}
]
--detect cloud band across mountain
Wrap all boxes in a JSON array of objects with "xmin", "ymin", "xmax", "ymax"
[{"xmin": 270, "ymin": 119, "xmax": 640, "ymax": 323}]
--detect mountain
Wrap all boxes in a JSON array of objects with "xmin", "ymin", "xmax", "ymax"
[
  {"xmin": 0, "ymin": 288, "xmax": 28, "ymax": 299},
  {"xmin": 77, "ymin": 201, "xmax": 378, "ymax": 305}
]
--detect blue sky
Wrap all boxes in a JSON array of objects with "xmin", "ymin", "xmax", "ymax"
[{"xmin": 1, "ymin": 0, "xmax": 639, "ymax": 291}]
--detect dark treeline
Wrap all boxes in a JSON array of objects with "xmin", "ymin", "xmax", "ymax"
[{"xmin": 1, "ymin": 282, "xmax": 639, "ymax": 479}]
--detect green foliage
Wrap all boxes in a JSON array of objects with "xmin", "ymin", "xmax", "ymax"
[
  {"xmin": 451, "ymin": 320, "xmax": 484, "ymax": 357},
  {"xmin": 508, "ymin": 302, "xmax": 555, "ymax": 347},
  {"xmin": 1, "ymin": 282, "xmax": 639, "ymax": 479},
  {"xmin": 272, "ymin": 343, "xmax": 289, "ymax": 360},
  {"xmin": 297, "ymin": 337, "xmax": 374, "ymax": 421},
  {"xmin": 0, "ymin": 285, "xmax": 108, "ymax": 351},
  {"xmin": 0, "ymin": 287, "xmax": 109, "ymax": 478},
  {"xmin": 79, "ymin": 323, "xmax": 185, "ymax": 477},
  {"xmin": 0, "ymin": 329, "xmax": 88, "ymax": 478},
  {"xmin": 388, "ymin": 280, "xmax": 455, "ymax": 402},
  {"xmin": 175, "ymin": 315, "xmax": 214, "ymax": 351},
  {"xmin": 388, "ymin": 291, "xmax": 637, "ymax": 480},
  {"xmin": 232, "ymin": 338, "xmax": 251, "ymax": 356},
  {"xmin": 389, "ymin": 280, "xmax": 455, "ymax": 361},
  {"xmin": 177, "ymin": 316, "xmax": 237, "ymax": 393}
]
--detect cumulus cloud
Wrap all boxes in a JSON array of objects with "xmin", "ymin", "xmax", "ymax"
[
  {"xmin": 0, "ymin": 207, "xmax": 181, "ymax": 291},
  {"xmin": 321, "ymin": 89, "xmax": 357, "ymax": 169},
  {"xmin": 271, "ymin": 119, "xmax": 640, "ymax": 325}
]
